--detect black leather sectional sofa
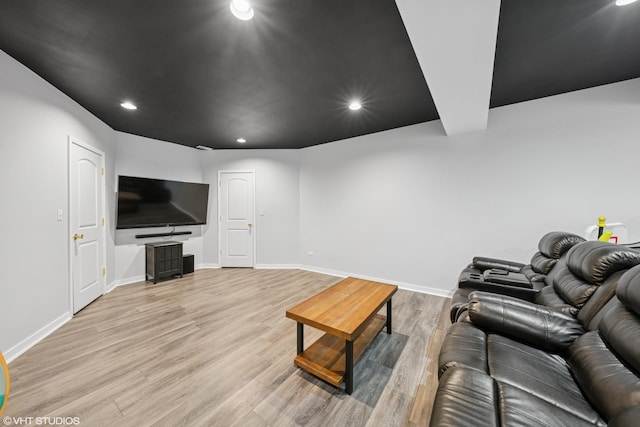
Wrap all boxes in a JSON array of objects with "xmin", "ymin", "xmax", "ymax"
[
  {"xmin": 430, "ymin": 239, "xmax": 640, "ymax": 426},
  {"xmin": 450, "ymin": 231, "xmax": 586, "ymax": 321}
]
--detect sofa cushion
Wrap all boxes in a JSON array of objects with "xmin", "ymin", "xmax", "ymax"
[
  {"xmin": 538, "ymin": 231, "xmax": 586, "ymax": 259},
  {"xmin": 521, "ymin": 263, "xmax": 546, "ymax": 282},
  {"xmin": 552, "ymin": 266, "xmax": 598, "ymax": 309},
  {"xmin": 430, "ymin": 367, "xmax": 498, "ymax": 427},
  {"xmin": 431, "ymin": 366, "xmax": 605, "ymax": 427},
  {"xmin": 608, "ymin": 405, "xmax": 640, "ymax": 427},
  {"xmin": 598, "ymin": 299, "xmax": 640, "ymax": 375},
  {"xmin": 535, "ymin": 285, "xmax": 578, "ymax": 316},
  {"xmin": 438, "ymin": 322, "xmax": 488, "ymax": 377},
  {"xmin": 529, "ymin": 252, "xmax": 556, "ymax": 275},
  {"xmin": 616, "ymin": 264, "xmax": 640, "ymax": 316},
  {"xmin": 577, "ymin": 270, "xmax": 625, "ymax": 330},
  {"xmin": 488, "ymin": 334, "xmax": 600, "ymax": 422},
  {"xmin": 566, "ymin": 242, "xmax": 640, "ymax": 285},
  {"xmin": 569, "ymin": 331, "xmax": 640, "ymax": 421},
  {"xmin": 498, "ymin": 381, "xmax": 605, "ymax": 426}
]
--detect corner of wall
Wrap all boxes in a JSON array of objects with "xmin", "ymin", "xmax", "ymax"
[{"xmin": 4, "ymin": 312, "xmax": 72, "ymax": 364}]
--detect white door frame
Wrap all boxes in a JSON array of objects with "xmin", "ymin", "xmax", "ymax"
[
  {"xmin": 68, "ymin": 136, "xmax": 107, "ymax": 313},
  {"xmin": 217, "ymin": 170, "xmax": 256, "ymax": 267}
]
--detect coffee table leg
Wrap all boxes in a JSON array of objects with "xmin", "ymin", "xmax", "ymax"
[
  {"xmin": 345, "ymin": 339, "xmax": 353, "ymax": 394},
  {"xmin": 386, "ymin": 299, "xmax": 392, "ymax": 334},
  {"xmin": 297, "ymin": 322, "xmax": 304, "ymax": 354}
]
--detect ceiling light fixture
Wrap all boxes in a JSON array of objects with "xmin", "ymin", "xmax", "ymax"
[
  {"xmin": 195, "ymin": 145, "xmax": 214, "ymax": 151},
  {"xmin": 230, "ymin": 0, "xmax": 254, "ymax": 20},
  {"xmin": 120, "ymin": 101, "xmax": 137, "ymax": 110},
  {"xmin": 615, "ymin": 0, "xmax": 637, "ymax": 5},
  {"xmin": 236, "ymin": 138, "xmax": 247, "ymax": 143},
  {"xmin": 348, "ymin": 101, "xmax": 362, "ymax": 111}
]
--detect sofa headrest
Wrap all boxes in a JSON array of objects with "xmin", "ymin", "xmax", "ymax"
[
  {"xmin": 529, "ymin": 252, "xmax": 557, "ymax": 275},
  {"xmin": 616, "ymin": 264, "xmax": 640, "ymax": 316},
  {"xmin": 566, "ymin": 241, "xmax": 640, "ymax": 284},
  {"xmin": 538, "ymin": 231, "xmax": 586, "ymax": 259}
]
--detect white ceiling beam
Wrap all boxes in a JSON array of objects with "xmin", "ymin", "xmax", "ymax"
[{"xmin": 396, "ymin": 0, "xmax": 501, "ymax": 135}]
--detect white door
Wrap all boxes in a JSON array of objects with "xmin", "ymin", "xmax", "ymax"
[
  {"xmin": 219, "ymin": 171, "xmax": 255, "ymax": 267},
  {"xmin": 70, "ymin": 138, "xmax": 106, "ymax": 313}
]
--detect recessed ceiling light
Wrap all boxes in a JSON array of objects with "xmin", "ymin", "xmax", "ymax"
[
  {"xmin": 348, "ymin": 101, "xmax": 362, "ymax": 111},
  {"xmin": 237, "ymin": 138, "xmax": 247, "ymax": 143},
  {"xmin": 616, "ymin": 0, "xmax": 637, "ymax": 5},
  {"xmin": 230, "ymin": 0, "xmax": 254, "ymax": 20},
  {"xmin": 120, "ymin": 101, "xmax": 137, "ymax": 110}
]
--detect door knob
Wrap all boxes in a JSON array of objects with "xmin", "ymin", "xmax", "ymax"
[
  {"xmin": 73, "ymin": 233, "xmax": 84, "ymax": 240},
  {"xmin": 248, "ymin": 223, "xmax": 253, "ymax": 228}
]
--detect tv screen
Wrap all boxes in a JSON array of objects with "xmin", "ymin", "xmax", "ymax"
[{"xmin": 116, "ymin": 176, "xmax": 210, "ymax": 229}]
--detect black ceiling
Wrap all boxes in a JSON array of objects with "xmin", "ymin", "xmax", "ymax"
[{"xmin": 0, "ymin": 0, "xmax": 638, "ymax": 149}]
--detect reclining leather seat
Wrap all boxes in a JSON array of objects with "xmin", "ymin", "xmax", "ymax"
[
  {"xmin": 467, "ymin": 231, "xmax": 586, "ymax": 282},
  {"xmin": 450, "ymin": 232, "xmax": 585, "ymax": 320},
  {"xmin": 452, "ymin": 241, "xmax": 640, "ymax": 323},
  {"xmin": 533, "ymin": 241, "xmax": 640, "ymax": 319},
  {"xmin": 441, "ymin": 242, "xmax": 640, "ymax": 373},
  {"xmin": 430, "ymin": 264, "xmax": 640, "ymax": 426}
]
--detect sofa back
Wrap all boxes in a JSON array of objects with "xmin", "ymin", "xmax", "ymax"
[
  {"xmin": 568, "ymin": 264, "xmax": 640, "ymax": 421},
  {"xmin": 535, "ymin": 242, "xmax": 640, "ymax": 322},
  {"xmin": 522, "ymin": 231, "xmax": 585, "ymax": 281}
]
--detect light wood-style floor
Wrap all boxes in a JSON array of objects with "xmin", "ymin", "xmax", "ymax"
[{"xmin": 6, "ymin": 269, "xmax": 450, "ymax": 426}]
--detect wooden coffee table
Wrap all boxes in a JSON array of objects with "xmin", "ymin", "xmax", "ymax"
[{"xmin": 285, "ymin": 277, "xmax": 398, "ymax": 394}]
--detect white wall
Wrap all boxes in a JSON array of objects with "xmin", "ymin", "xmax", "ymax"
[
  {"xmin": 200, "ymin": 150, "xmax": 301, "ymax": 267},
  {"xmin": 0, "ymin": 50, "xmax": 116, "ymax": 361},
  {"xmin": 113, "ymin": 132, "xmax": 205, "ymax": 285},
  {"xmin": 300, "ymin": 78, "xmax": 640, "ymax": 296},
  {"xmin": 2, "ymin": 40, "xmax": 639, "ymax": 361}
]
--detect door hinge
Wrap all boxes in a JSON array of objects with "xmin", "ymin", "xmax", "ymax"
[
  {"xmin": 102, "ymin": 267, "xmax": 106, "ymax": 276},
  {"xmin": 219, "ymin": 181, "xmax": 221, "ymax": 187},
  {"xmin": 220, "ymin": 249, "xmax": 222, "ymax": 255},
  {"xmin": 220, "ymin": 215, "xmax": 222, "ymax": 222},
  {"xmin": 100, "ymin": 167, "xmax": 104, "ymax": 176},
  {"xmin": 101, "ymin": 217, "xmax": 105, "ymax": 226}
]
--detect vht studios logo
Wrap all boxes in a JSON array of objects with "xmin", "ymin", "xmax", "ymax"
[{"xmin": 0, "ymin": 351, "xmax": 8, "ymax": 417}]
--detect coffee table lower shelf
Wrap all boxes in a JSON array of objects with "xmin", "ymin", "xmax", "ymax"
[{"xmin": 293, "ymin": 314, "xmax": 387, "ymax": 387}]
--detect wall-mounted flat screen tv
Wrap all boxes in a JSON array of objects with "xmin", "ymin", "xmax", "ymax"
[{"xmin": 116, "ymin": 176, "xmax": 210, "ymax": 229}]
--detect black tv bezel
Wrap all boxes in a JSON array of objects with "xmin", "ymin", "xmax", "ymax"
[{"xmin": 115, "ymin": 175, "xmax": 209, "ymax": 230}]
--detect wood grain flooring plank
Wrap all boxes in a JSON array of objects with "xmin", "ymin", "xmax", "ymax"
[{"xmin": 4, "ymin": 268, "xmax": 450, "ymax": 426}]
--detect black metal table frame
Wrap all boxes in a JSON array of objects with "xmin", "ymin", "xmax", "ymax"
[{"xmin": 296, "ymin": 298, "xmax": 393, "ymax": 394}]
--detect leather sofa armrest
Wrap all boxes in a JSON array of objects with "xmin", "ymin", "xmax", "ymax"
[
  {"xmin": 468, "ymin": 291, "xmax": 585, "ymax": 353},
  {"xmin": 472, "ymin": 256, "xmax": 526, "ymax": 273},
  {"xmin": 483, "ymin": 270, "xmax": 532, "ymax": 289},
  {"xmin": 458, "ymin": 275, "xmax": 537, "ymax": 302}
]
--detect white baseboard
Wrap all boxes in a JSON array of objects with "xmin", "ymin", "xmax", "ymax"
[
  {"xmin": 254, "ymin": 264, "xmax": 302, "ymax": 270},
  {"xmin": 106, "ymin": 265, "xmax": 219, "ymax": 292},
  {"xmin": 5, "ymin": 312, "xmax": 72, "ymax": 363},
  {"xmin": 298, "ymin": 264, "xmax": 453, "ymax": 298},
  {"xmin": 106, "ymin": 264, "xmax": 454, "ymax": 298},
  {"xmin": 197, "ymin": 263, "xmax": 220, "ymax": 269},
  {"xmin": 298, "ymin": 265, "xmax": 348, "ymax": 279},
  {"xmin": 107, "ymin": 275, "xmax": 146, "ymax": 293}
]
